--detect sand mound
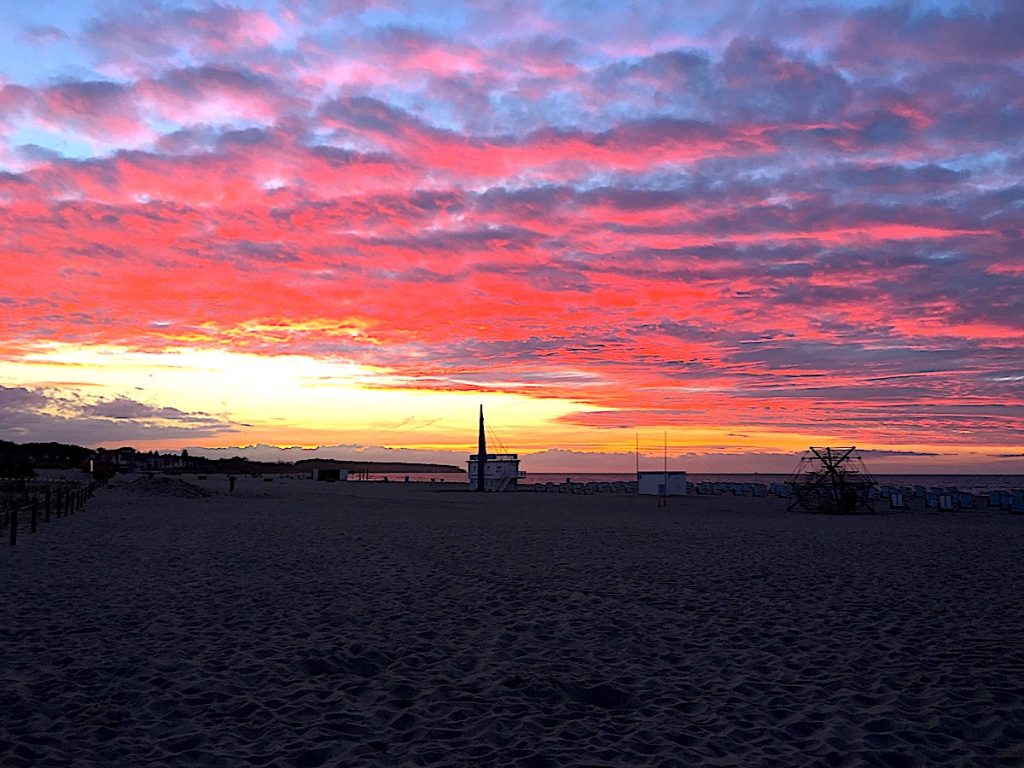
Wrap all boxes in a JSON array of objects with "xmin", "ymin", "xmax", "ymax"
[{"xmin": 122, "ymin": 476, "xmax": 216, "ymax": 499}]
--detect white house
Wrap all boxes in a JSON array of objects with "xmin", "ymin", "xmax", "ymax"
[{"xmin": 638, "ymin": 471, "xmax": 687, "ymax": 496}]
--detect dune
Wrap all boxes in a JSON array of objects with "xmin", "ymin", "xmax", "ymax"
[{"xmin": 2, "ymin": 476, "xmax": 1022, "ymax": 766}]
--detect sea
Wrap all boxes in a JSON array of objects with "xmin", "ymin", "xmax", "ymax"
[{"xmin": 356, "ymin": 472, "xmax": 1024, "ymax": 494}]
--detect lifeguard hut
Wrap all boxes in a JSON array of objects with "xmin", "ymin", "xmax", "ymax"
[{"xmin": 467, "ymin": 406, "xmax": 524, "ymax": 492}]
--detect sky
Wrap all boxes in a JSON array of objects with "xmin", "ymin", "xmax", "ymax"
[{"xmin": 1, "ymin": 0, "xmax": 1022, "ymax": 474}]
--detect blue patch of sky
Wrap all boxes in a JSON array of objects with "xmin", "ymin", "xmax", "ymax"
[
  {"xmin": 6, "ymin": 103, "xmax": 200, "ymax": 163},
  {"xmin": 9, "ymin": 124, "xmax": 116, "ymax": 162},
  {"xmin": 475, "ymin": 88, "xmax": 583, "ymax": 135},
  {"xmin": 0, "ymin": 1, "xmax": 101, "ymax": 85}
]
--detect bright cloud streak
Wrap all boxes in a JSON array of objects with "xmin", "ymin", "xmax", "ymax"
[
  {"xmin": 0, "ymin": 343, "xmax": 601, "ymax": 452},
  {"xmin": 1, "ymin": 1, "xmax": 1022, "ymax": 471}
]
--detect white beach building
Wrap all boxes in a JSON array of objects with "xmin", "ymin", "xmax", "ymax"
[
  {"xmin": 467, "ymin": 405, "xmax": 525, "ymax": 492},
  {"xmin": 467, "ymin": 453, "xmax": 524, "ymax": 492},
  {"xmin": 638, "ymin": 471, "xmax": 688, "ymax": 496}
]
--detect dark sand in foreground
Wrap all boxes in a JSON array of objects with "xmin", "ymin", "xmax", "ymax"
[{"xmin": 2, "ymin": 476, "xmax": 1023, "ymax": 767}]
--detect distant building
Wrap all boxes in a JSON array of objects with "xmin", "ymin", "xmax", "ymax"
[
  {"xmin": 638, "ymin": 471, "xmax": 688, "ymax": 496},
  {"xmin": 313, "ymin": 468, "xmax": 348, "ymax": 482},
  {"xmin": 302, "ymin": 460, "xmax": 350, "ymax": 481},
  {"xmin": 91, "ymin": 447, "xmax": 197, "ymax": 473}
]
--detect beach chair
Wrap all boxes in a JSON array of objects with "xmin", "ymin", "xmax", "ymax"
[
  {"xmin": 1010, "ymin": 495, "xmax": 1024, "ymax": 515},
  {"xmin": 925, "ymin": 492, "xmax": 938, "ymax": 509},
  {"xmin": 889, "ymin": 492, "xmax": 906, "ymax": 510},
  {"xmin": 958, "ymin": 493, "xmax": 975, "ymax": 510},
  {"xmin": 938, "ymin": 495, "xmax": 954, "ymax": 511}
]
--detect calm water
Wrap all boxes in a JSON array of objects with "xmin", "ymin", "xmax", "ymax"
[{"xmin": 358, "ymin": 472, "xmax": 1024, "ymax": 494}]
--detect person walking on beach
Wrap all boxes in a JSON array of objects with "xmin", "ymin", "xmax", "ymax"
[{"xmin": 228, "ymin": 475, "xmax": 236, "ymax": 493}]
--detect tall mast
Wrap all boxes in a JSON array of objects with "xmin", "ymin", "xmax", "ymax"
[{"xmin": 477, "ymin": 404, "xmax": 487, "ymax": 492}]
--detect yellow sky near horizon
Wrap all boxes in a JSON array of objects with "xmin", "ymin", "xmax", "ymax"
[{"xmin": 3, "ymin": 342, "xmax": 1019, "ymax": 475}]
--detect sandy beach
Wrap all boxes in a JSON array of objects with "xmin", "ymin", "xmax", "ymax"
[{"xmin": 2, "ymin": 476, "xmax": 1023, "ymax": 767}]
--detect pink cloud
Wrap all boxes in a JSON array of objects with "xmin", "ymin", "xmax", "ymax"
[
  {"xmin": 83, "ymin": 3, "xmax": 281, "ymax": 74},
  {"xmin": 137, "ymin": 65, "xmax": 302, "ymax": 124},
  {"xmin": 299, "ymin": 26, "xmax": 487, "ymax": 90},
  {"xmin": 34, "ymin": 81, "xmax": 150, "ymax": 142}
]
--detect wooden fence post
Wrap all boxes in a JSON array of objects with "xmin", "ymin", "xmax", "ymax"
[
  {"xmin": 30, "ymin": 500, "xmax": 38, "ymax": 534},
  {"xmin": 45, "ymin": 487, "xmax": 52, "ymax": 523},
  {"xmin": 10, "ymin": 505, "xmax": 17, "ymax": 546}
]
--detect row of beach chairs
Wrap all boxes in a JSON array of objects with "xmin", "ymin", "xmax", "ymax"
[
  {"xmin": 691, "ymin": 482, "xmax": 792, "ymax": 498},
  {"xmin": 528, "ymin": 478, "xmax": 1022, "ymax": 512},
  {"xmin": 877, "ymin": 485, "xmax": 1023, "ymax": 512},
  {"xmin": 988, "ymin": 491, "xmax": 1024, "ymax": 513},
  {"xmin": 534, "ymin": 481, "xmax": 639, "ymax": 494}
]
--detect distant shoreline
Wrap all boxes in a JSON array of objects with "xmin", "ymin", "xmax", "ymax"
[{"xmin": 293, "ymin": 459, "xmax": 464, "ymax": 474}]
